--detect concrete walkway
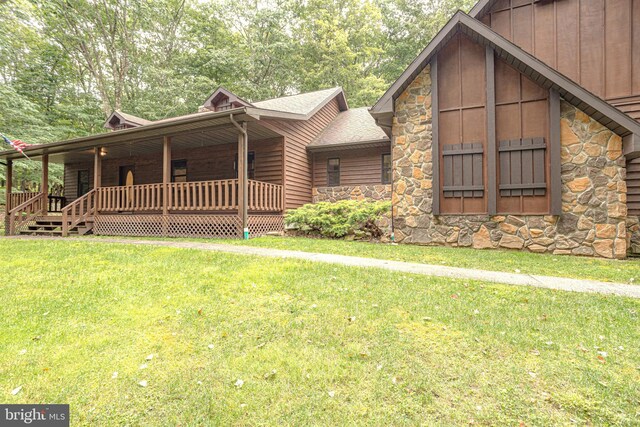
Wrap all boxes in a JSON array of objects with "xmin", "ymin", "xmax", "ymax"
[{"xmin": 8, "ymin": 236, "xmax": 640, "ymax": 298}]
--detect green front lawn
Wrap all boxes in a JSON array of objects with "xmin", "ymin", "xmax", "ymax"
[
  {"xmin": 214, "ymin": 236, "xmax": 638, "ymax": 284},
  {"xmin": 1, "ymin": 239, "xmax": 639, "ymax": 425}
]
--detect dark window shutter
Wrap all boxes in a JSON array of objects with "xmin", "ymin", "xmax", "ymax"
[
  {"xmin": 498, "ymin": 137, "xmax": 546, "ymax": 196},
  {"xmin": 442, "ymin": 143, "xmax": 484, "ymax": 198}
]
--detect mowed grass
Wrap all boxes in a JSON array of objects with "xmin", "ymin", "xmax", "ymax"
[
  {"xmin": 214, "ymin": 236, "xmax": 640, "ymax": 284},
  {"xmin": 0, "ymin": 239, "xmax": 639, "ymax": 426}
]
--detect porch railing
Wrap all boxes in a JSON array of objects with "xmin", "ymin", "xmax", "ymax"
[
  {"xmin": 248, "ymin": 180, "xmax": 283, "ymax": 212},
  {"xmin": 169, "ymin": 179, "xmax": 237, "ymax": 211},
  {"xmin": 7, "ymin": 192, "xmax": 46, "ymax": 235},
  {"xmin": 9, "ymin": 192, "xmax": 66, "ymax": 213},
  {"xmin": 9, "ymin": 192, "xmax": 40, "ymax": 210},
  {"xmin": 98, "ymin": 183, "xmax": 164, "ymax": 212},
  {"xmin": 61, "ymin": 189, "xmax": 96, "ymax": 237},
  {"xmin": 96, "ymin": 179, "xmax": 282, "ymax": 213}
]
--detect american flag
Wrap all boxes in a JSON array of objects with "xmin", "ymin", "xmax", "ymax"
[{"xmin": 1, "ymin": 133, "xmax": 31, "ymax": 158}]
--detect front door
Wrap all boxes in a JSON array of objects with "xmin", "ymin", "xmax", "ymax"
[
  {"xmin": 119, "ymin": 165, "xmax": 135, "ymax": 186},
  {"xmin": 119, "ymin": 165, "xmax": 135, "ymax": 208}
]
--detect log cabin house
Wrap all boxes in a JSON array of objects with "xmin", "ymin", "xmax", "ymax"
[
  {"xmin": 1, "ymin": 87, "xmax": 390, "ymax": 239},
  {"xmin": 2, "ymin": 0, "xmax": 640, "ymax": 258}
]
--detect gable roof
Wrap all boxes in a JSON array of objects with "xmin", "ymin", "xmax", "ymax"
[
  {"xmin": 307, "ymin": 107, "xmax": 389, "ymax": 151},
  {"xmin": 469, "ymin": 0, "xmax": 548, "ymax": 19},
  {"xmin": 468, "ymin": 0, "xmax": 500, "ymax": 18},
  {"xmin": 202, "ymin": 87, "xmax": 253, "ymax": 109},
  {"xmin": 370, "ymin": 11, "xmax": 640, "ymax": 141},
  {"xmin": 253, "ymin": 87, "xmax": 348, "ymax": 118},
  {"xmin": 104, "ymin": 110, "xmax": 152, "ymax": 129}
]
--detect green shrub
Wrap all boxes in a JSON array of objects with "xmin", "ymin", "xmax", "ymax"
[{"xmin": 285, "ymin": 200, "xmax": 391, "ymax": 238}]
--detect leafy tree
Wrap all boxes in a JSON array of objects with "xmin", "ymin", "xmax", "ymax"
[{"xmin": 0, "ymin": 0, "xmax": 475, "ymax": 192}]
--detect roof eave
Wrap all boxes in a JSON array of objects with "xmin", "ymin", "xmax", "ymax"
[
  {"xmin": 306, "ymin": 138, "xmax": 390, "ymax": 152},
  {"xmin": 0, "ymin": 107, "xmax": 253, "ymax": 161},
  {"xmin": 245, "ymin": 107, "xmax": 309, "ymax": 121}
]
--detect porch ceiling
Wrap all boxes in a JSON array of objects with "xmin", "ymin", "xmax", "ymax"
[{"xmin": 47, "ymin": 122, "xmax": 281, "ymax": 164}]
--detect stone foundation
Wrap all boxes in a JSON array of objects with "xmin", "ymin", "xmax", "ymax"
[
  {"xmin": 312, "ymin": 185, "xmax": 392, "ymax": 203},
  {"xmin": 391, "ymin": 65, "xmax": 628, "ymax": 258}
]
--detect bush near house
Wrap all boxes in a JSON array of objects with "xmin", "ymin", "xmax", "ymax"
[{"xmin": 285, "ymin": 200, "xmax": 391, "ymax": 238}]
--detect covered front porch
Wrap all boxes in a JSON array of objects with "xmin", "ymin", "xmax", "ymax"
[{"xmin": 3, "ymin": 110, "xmax": 286, "ymax": 238}]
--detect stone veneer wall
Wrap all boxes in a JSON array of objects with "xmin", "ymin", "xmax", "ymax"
[
  {"xmin": 312, "ymin": 185, "xmax": 392, "ymax": 203},
  {"xmin": 392, "ymin": 65, "xmax": 629, "ymax": 258}
]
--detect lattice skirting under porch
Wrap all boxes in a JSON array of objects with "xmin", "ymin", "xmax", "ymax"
[{"xmin": 93, "ymin": 214, "xmax": 283, "ymax": 239}]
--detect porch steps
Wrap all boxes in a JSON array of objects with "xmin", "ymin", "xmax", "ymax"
[{"xmin": 19, "ymin": 217, "xmax": 93, "ymax": 237}]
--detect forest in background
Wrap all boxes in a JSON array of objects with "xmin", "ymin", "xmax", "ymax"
[{"xmin": 0, "ymin": 0, "xmax": 474, "ymax": 192}]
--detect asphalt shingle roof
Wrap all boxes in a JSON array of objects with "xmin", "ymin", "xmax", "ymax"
[{"xmin": 308, "ymin": 107, "xmax": 389, "ymax": 149}]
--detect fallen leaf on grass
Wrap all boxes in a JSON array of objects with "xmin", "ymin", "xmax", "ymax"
[
  {"xmin": 263, "ymin": 370, "xmax": 276, "ymax": 380},
  {"xmin": 138, "ymin": 380, "xmax": 148, "ymax": 387},
  {"xmin": 597, "ymin": 355, "xmax": 606, "ymax": 364},
  {"xmin": 146, "ymin": 354, "xmax": 154, "ymax": 361},
  {"xmin": 347, "ymin": 316, "xmax": 356, "ymax": 322},
  {"xmin": 450, "ymin": 294, "xmax": 459, "ymax": 300},
  {"xmin": 327, "ymin": 391, "xmax": 335, "ymax": 398}
]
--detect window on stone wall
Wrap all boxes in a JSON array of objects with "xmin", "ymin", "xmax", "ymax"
[
  {"xmin": 382, "ymin": 154, "xmax": 392, "ymax": 184},
  {"xmin": 327, "ymin": 158, "xmax": 340, "ymax": 186}
]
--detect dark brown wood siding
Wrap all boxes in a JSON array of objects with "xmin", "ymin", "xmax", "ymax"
[
  {"xmin": 63, "ymin": 137, "xmax": 283, "ymax": 203},
  {"xmin": 262, "ymin": 98, "xmax": 341, "ymax": 209},
  {"xmin": 312, "ymin": 146, "xmax": 390, "ymax": 187},
  {"xmin": 628, "ymin": 157, "xmax": 640, "ymax": 215},
  {"xmin": 495, "ymin": 56, "xmax": 550, "ymax": 214},
  {"xmin": 64, "ymin": 162, "xmax": 94, "ymax": 202},
  {"xmin": 435, "ymin": 32, "xmax": 552, "ymax": 215},
  {"xmin": 437, "ymin": 33, "xmax": 488, "ymax": 214},
  {"xmin": 480, "ymin": 0, "xmax": 640, "ymax": 121}
]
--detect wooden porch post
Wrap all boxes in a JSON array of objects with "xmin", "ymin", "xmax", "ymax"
[
  {"xmin": 41, "ymin": 154, "xmax": 48, "ymax": 214},
  {"xmin": 162, "ymin": 136, "xmax": 171, "ymax": 235},
  {"xmin": 4, "ymin": 160, "xmax": 12, "ymax": 235},
  {"xmin": 238, "ymin": 123, "xmax": 248, "ymax": 239},
  {"xmin": 94, "ymin": 147, "xmax": 102, "ymax": 213},
  {"xmin": 94, "ymin": 147, "xmax": 102, "ymax": 189}
]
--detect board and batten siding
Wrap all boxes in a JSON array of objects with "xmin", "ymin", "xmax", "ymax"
[
  {"xmin": 63, "ymin": 137, "xmax": 283, "ymax": 203},
  {"xmin": 435, "ymin": 32, "xmax": 552, "ymax": 215},
  {"xmin": 261, "ymin": 98, "xmax": 341, "ymax": 210},
  {"xmin": 437, "ymin": 32, "xmax": 489, "ymax": 214},
  {"xmin": 479, "ymin": 0, "xmax": 640, "ymax": 121},
  {"xmin": 312, "ymin": 146, "xmax": 390, "ymax": 187}
]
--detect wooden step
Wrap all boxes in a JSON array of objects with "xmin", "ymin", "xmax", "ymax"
[
  {"xmin": 20, "ymin": 229, "xmax": 66, "ymax": 236},
  {"xmin": 28, "ymin": 225, "xmax": 62, "ymax": 231}
]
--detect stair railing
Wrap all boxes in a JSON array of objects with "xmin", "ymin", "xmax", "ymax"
[
  {"xmin": 7, "ymin": 192, "xmax": 46, "ymax": 236},
  {"xmin": 61, "ymin": 189, "xmax": 96, "ymax": 237}
]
